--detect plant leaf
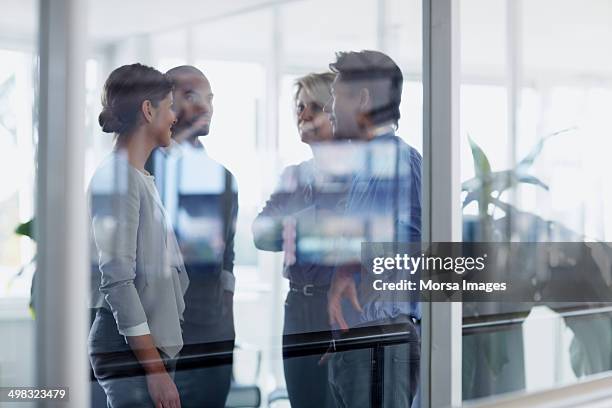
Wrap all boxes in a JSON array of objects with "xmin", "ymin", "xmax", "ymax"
[
  {"xmin": 462, "ymin": 191, "xmax": 481, "ymax": 209},
  {"xmin": 468, "ymin": 135, "xmax": 492, "ymax": 179},
  {"xmin": 517, "ymin": 175, "xmax": 549, "ymax": 190},
  {"xmin": 462, "ymin": 177, "xmax": 482, "ymax": 192},
  {"xmin": 516, "ymin": 127, "xmax": 576, "ymax": 173},
  {"xmin": 15, "ymin": 218, "xmax": 35, "ymax": 241},
  {"xmin": 486, "ymin": 171, "xmax": 549, "ymax": 195}
]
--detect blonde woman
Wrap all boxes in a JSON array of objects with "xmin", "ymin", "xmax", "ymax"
[{"xmin": 253, "ymin": 72, "xmax": 338, "ymax": 408}]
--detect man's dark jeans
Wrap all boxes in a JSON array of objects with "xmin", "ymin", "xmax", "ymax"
[
  {"xmin": 328, "ymin": 317, "xmax": 420, "ymax": 408},
  {"xmin": 175, "ymin": 314, "xmax": 235, "ymax": 408}
]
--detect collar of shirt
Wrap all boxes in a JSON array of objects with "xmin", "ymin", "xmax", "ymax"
[{"xmin": 370, "ymin": 123, "xmax": 396, "ymax": 139}]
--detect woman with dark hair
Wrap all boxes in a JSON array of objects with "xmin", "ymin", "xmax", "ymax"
[{"xmin": 88, "ymin": 63, "xmax": 188, "ymax": 408}]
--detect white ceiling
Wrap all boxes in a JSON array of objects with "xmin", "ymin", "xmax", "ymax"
[
  {"xmin": 88, "ymin": 0, "xmax": 299, "ymax": 44},
  {"xmin": 1, "ymin": 0, "xmax": 612, "ymax": 79},
  {"xmin": 0, "ymin": 0, "xmax": 297, "ymax": 45}
]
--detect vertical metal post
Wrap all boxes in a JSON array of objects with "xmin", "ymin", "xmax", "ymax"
[
  {"xmin": 36, "ymin": 0, "xmax": 89, "ymax": 407},
  {"xmin": 506, "ymin": 0, "xmax": 522, "ymax": 236},
  {"xmin": 422, "ymin": 0, "xmax": 462, "ymax": 407}
]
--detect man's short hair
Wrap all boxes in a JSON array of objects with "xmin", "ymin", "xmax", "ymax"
[
  {"xmin": 329, "ymin": 50, "xmax": 403, "ymax": 127},
  {"xmin": 165, "ymin": 65, "xmax": 206, "ymax": 85}
]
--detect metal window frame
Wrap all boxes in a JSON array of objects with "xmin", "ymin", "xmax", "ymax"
[
  {"xmin": 421, "ymin": 0, "xmax": 462, "ymax": 407},
  {"xmin": 36, "ymin": 0, "xmax": 89, "ymax": 407}
]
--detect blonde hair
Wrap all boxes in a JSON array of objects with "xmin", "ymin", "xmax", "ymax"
[{"xmin": 294, "ymin": 72, "xmax": 335, "ymax": 109}]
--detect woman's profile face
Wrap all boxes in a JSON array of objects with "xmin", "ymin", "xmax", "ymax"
[
  {"xmin": 296, "ymin": 88, "xmax": 333, "ymax": 145},
  {"xmin": 150, "ymin": 93, "xmax": 177, "ymax": 147}
]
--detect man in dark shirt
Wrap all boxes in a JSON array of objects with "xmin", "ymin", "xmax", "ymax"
[{"xmin": 154, "ymin": 65, "xmax": 238, "ymax": 408}]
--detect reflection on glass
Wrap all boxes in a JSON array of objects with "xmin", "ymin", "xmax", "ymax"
[
  {"xmin": 0, "ymin": 2, "xmax": 38, "ymax": 395},
  {"xmin": 0, "ymin": 49, "xmax": 37, "ymax": 298},
  {"xmin": 255, "ymin": 51, "xmax": 422, "ymax": 408},
  {"xmin": 79, "ymin": 1, "xmax": 424, "ymax": 407},
  {"xmin": 153, "ymin": 65, "xmax": 238, "ymax": 407},
  {"xmin": 325, "ymin": 51, "xmax": 421, "ymax": 408},
  {"xmin": 89, "ymin": 64, "xmax": 187, "ymax": 408},
  {"xmin": 254, "ymin": 72, "xmax": 339, "ymax": 408},
  {"xmin": 461, "ymin": 0, "xmax": 612, "ymax": 402}
]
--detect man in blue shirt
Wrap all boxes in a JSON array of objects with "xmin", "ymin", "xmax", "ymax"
[{"xmin": 324, "ymin": 50, "xmax": 422, "ymax": 408}]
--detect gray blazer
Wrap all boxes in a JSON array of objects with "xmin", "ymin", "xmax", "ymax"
[{"xmin": 89, "ymin": 153, "xmax": 189, "ymax": 358}]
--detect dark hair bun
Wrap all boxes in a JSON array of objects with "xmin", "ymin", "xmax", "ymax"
[
  {"xmin": 98, "ymin": 107, "xmax": 123, "ymax": 134},
  {"xmin": 98, "ymin": 63, "xmax": 173, "ymax": 135}
]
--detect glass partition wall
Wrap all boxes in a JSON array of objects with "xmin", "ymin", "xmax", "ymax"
[
  {"xmin": 82, "ymin": 1, "xmax": 425, "ymax": 408},
  {"xmin": 5, "ymin": 0, "xmax": 612, "ymax": 407},
  {"xmin": 460, "ymin": 0, "xmax": 612, "ymax": 403},
  {"xmin": 0, "ymin": 0, "xmax": 38, "ymax": 398}
]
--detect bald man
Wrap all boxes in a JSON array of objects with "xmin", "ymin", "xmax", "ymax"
[{"xmin": 153, "ymin": 66, "xmax": 237, "ymax": 408}]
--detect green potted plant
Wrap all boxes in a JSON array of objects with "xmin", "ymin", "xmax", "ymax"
[{"xmin": 13, "ymin": 218, "xmax": 36, "ymax": 316}]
